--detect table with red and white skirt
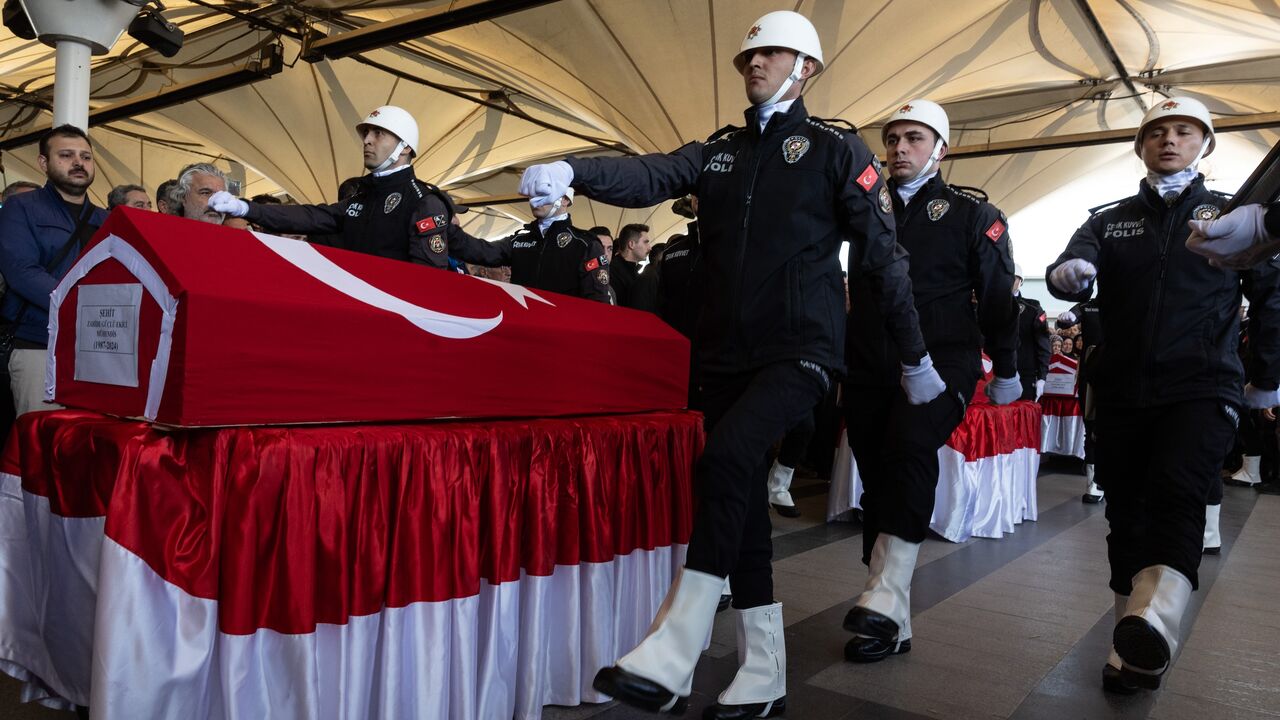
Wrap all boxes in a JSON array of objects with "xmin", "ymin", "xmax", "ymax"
[
  {"xmin": 0, "ymin": 409, "xmax": 702, "ymax": 720},
  {"xmin": 827, "ymin": 399, "xmax": 1042, "ymax": 542}
]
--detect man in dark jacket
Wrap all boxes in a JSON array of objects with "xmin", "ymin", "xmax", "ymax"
[
  {"xmin": 209, "ymin": 106, "xmax": 503, "ymax": 271},
  {"xmin": 1047, "ymin": 96, "xmax": 1280, "ymax": 694},
  {"xmin": 611, "ymin": 223, "xmax": 656, "ymax": 310},
  {"xmin": 1013, "ymin": 265, "xmax": 1051, "ymax": 400},
  {"xmin": 0, "ymin": 125, "xmax": 109, "ymax": 416},
  {"xmin": 1058, "ymin": 300, "xmax": 1105, "ymax": 502},
  {"xmin": 483, "ymin": 189, "xmax": 612, "ymax": 303},
  {"xmin": 842, "ymin": 99, "xmax": 1020, "ymax": 664},
  {"xmin": 521, "ymin": 11, "xmax": 942, "ymax": 719}
]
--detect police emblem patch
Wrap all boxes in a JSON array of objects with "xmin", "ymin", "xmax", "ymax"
[
  {"xmin": 384, "ymin": 192, "xmax": 402, "ymax": 214},
  {"xmin": 927, "ymin": 199, "xmax": 949, "ymax": 221},
  {"xmin": 429, "ymin": 235, "xmax": 445, "ymax": 254},
  {"xmin": 782, "ymin": 135, "xmax": 810, "ymax": 164},
  {"xmin": 1193, "ymin": 204, "xmax": 1220, "ymax": 221},
  {"xmin": 879, "ymin": 186, "xmax": 892, "ymax": 214},
  {"xmin": 557, "ymin": 231, "xmax": 572, "ymax": 248},
  {"xmin": 596, "ymin": 268, "xmax": 609, "ymax": 286}
]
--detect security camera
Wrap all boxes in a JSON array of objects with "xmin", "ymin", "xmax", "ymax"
[{"xmin": 127, "ymin": 7, "xmax": 183, "ymax": 57}]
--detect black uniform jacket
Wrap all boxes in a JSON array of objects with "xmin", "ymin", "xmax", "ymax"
[
  {"xmin": 1047, "ymin": 176, "xmax": 1280, "ymax": 408},
  {"xmin": 566, "ymin": 97, "xmax": 924, "ymax": 376},
  {"xmin": 487, "ymin": 217, "xmax": 612, "ymax": 303},
  {"xmin": 846, "ymin": 175, "xmax": 1017, "ymax": 387},
  {"xmin": 243, "ymin": 167, "xmax": 504, "ymax": 270},
  {"xmin": 1016, "ymin": 295, "xmax": 1052, "ymax": 382},
  {"xmin": 657, "ymin": 221, "xmax": 703, "ymax": 340}
]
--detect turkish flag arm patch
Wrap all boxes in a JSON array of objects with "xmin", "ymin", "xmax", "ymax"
[
  {"xmin": 855, "ymin": 164, "xmax": 879, "ymax": 192},
  {"xmin": 416, "ymin": 216, "xmax": 438, "ymax": 233},
  {"xmin": 584, "ymin": 258, "xmax": 600, "ymax": 272},
  {"xmin": 985, "ymin": 219, "xmax": 1006, "ymax": 242}
]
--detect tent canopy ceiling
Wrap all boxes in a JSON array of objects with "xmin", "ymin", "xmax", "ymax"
[{"xmin": 0, "ymin": 0, "xmax": 1275, "ymax": 244}]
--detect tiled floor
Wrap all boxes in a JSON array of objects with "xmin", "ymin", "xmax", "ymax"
[
  {"xmin": 3, "ymin": 461, "xmax": 1276, "ymax": 719},
  {"xmin": 541, "ymin": 460, "xmax": 1280, "ymax": 720}
]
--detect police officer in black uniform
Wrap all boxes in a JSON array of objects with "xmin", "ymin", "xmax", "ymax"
[
  {"xmin": 1013, "ymin": 265, "xmax": 1051, "ymax": 400},
  {"xmin": 521, "ymin": 11, "xmax": 943, "ymax": 719},
  {"xmin": 209, "ymin": 106, "xmax": 503, "ymax": 271},
  {"xmin": 843, "ymin": 99, "xmax": 1020, "ymax": 664},
  {"xmin": 1047, "ymin": 96, "xmax": 1280, "ymax": 694},
  {"xmin": 1058, "ymin": 299, "xmax": 1105, "ymax": 502},
  {"xmin": 656, "ymin": 196, "xmax": 702, "ymax": 343},
  {"xmin": 486, "ymin": 187, "xmax": 612, "ymax": 303}
]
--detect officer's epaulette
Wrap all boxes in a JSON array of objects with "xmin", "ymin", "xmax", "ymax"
[
  {"xmin": 706, "ymin": 124, "xmax": 742, "ymax": 143},
  {"xmin": 947, "ymin": 184, "xmax": 989, "ymax": 204},
  {"xmin": 812, "ymin": 116, "xmax": 858, "ymax": 132},
  {"xmin": 804, "ymin": 117, "xmax": 848, "ymax": 139},
  {"xmin": 1209, "ymin": 189, "xmax": 1234, "ymax": 201},
  {"xmin": 1087, "ymin": 197, "xmax": 1127, "ymax": 215}
]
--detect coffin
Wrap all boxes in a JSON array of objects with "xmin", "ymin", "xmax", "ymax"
[{"xmin": 46, "ymin": 208, "xmax": 688, "ymax": 426}]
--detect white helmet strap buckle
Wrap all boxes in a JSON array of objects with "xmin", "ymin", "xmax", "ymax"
[{"xmin": 908, "ymin": 138, "xmax": 946, "ymax": 183}]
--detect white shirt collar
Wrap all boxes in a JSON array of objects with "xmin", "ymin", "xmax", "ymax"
[
  {"xmin": 372, "ymin": 163, "xmax": 412, "ymax": 178},
  {"xmin": 537, "ymin": 213, "xmax": 569, "ymax": 234},
  {"xmin": 895, "ymin": 171, "xmax": 937, "ymax": 206},
  {"xmin": 757, "ymin": 99, "xmax": 797, "ymax": 133},
  {"xmin": 1145, "ymin": 166, "xmax": 1198, "ymax": 203}
]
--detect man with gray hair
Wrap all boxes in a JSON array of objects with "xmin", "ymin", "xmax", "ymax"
[
  {"xmin": 107, "ymin": 184, "xmax": 151, "ymax": 211},
  {"xmin": 167, "ymin": 163, "xmax": 227, "ymax": 224},
  {"xmin": 0, "ymin": 181, "xmax": 40, "ymax": 205}
]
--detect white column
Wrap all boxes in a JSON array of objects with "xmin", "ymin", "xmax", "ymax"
[{"xmin": 52, "ymin": 39, "xmax": 92, "ymax": 130}]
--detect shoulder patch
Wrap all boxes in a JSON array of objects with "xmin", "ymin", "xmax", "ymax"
[{"xmin": 985, "ymin": 219, "xmax": 1006, "ymax": 243}]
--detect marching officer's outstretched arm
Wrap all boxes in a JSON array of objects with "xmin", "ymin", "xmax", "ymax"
[
  {"xmin": 837, "ymin": 133, "xmax": 925, "ymax": 365},
  {"xmin": 1046, "ymin": 220, "xmax": 1101, "ymax": 302},
  {"xmin": 211, "ymin": 191, "xmax": 345, "ymax": 235},
  {"xmin": 444, "ymin": 221, "xmax": 508, "ymax": 267},
  {"xmin": 1242, "ymin": 257, "xmax": 1280, "ymax": 407},
  {"xmin": 968, "ymin": 203, "xmax": 1018, "ymax": 379},
  {"xmin": 532, "ymin": 143, "xmax": 703, "ymax": 208}
]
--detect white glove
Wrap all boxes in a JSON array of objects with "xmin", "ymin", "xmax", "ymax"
[
  {"xmin": 1035, "ymin": 379, "xmax": 1045, "ymax": 400},
  {"xmin": 208, "ymin": 191, "xmax": 248, "ymax": 218},
  {"xmin": 1187, "ymin": 204, "xmax": 1271, "ymax": 260},
  {"xmin": 1049, "ymin": 258, "xmax": 1097, "ymax": 295},
  {"xmin": 985, "ymin": 373, "xmax": 1022, "ymax": 406},
  {"xmin": 900, "ymin": 353, "xmax": 947, "ymax": 405},
  {"xmin": 519, "ymin": 161, "xmax": 573, "ymax": 208},
  {"xmin": 1244, "ymin": 383, "xmax": 1280, "ymax": 410},
  {"xmin": 1057, "ymin": 310, "xmax": 1076, "ymax": 325}
]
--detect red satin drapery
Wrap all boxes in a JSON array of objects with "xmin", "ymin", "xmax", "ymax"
[
  {"xmin": 5, "ymin": 409, "xmax": 703, "ymax": 636},
  {"xmin": 946, "ymin": 400, "xmax": 1042, "ymax": 462}
]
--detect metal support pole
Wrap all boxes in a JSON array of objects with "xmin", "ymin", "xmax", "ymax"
[{"xmin": 52, "ymin": 39, "xmax": 92, "ymax": 130}]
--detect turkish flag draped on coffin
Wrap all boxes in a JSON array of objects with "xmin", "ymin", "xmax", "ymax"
[{"xmin": 46, "ymin": 208, "xmax": 689, "ymax": 426}]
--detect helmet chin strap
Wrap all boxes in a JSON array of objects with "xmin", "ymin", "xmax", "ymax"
[
  {"xmin": 372, "ymin": 140, "xmax": 408, "ymax": 174},
  {"xmin": 907, "ymin": 138, "xmax": 946, "ymax": 183},
  {"xmin": 759, "ymin": 53, "xmax": 807, "ymax": 108}
]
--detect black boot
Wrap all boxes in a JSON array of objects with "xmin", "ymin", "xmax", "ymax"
[
  {"xmin": 1101, "ymin": 663, "xmax": 1140, "ymax": 694},
  {"xmin": 594, "ymin": 667, "xmax": 689, "ymax": 714},
  {"xmin": 842, "ymin": 606, "xmax": 909, "ymax": 663},
  {"xmin": 702, "ymin": 696, "xmax": 786, "ymax": 719}
]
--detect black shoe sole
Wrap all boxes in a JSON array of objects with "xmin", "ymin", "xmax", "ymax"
[
  {"xmin": 1101, "ymin": 664, "xmax": 1141, "ymax": 695},
  {"xmin": 1224, "ymin": 479, "xmax": 1259, "ymax": 488},
  {"xmin": 1112, "ymin": 617, "xmax": 1169, "ymax": 689},
  {"xmin": 593, "ymin": 666, "xmax": 688, "ymax": 714},
  {"xmin": 844, "ymin": 637, "xmax": 911, "ymax": 663},
  {"xmin": 717, "ymin": 594, "xmax": 732, "ymax": 613},
  {"xmin": 771, "ymin": 503, "xmax": 801, "ymax": 518},
  {"xmin": 701, "ymin": 696, "xmax": 786, "ymax": 719},
  {"xmin": 1203, "ymin": 546, "xmax": 1221, "ymax": 555},
  {"xmin": 1081, "ymin": 494, "xmax": 1104, "ymax": 504}
]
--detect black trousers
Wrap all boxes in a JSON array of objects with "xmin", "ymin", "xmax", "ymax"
[
  {"xmin": 1095, "ymin": 400, "xmax": 1237, "ymax": 594},
  {"xmin": 846, "ymin": 355, "xmax": 975, "ymax": 564},
  {"xmin": 777, "ymin": 412, "xmax": 816, "ymax": 469},
  {"xmin": 684, "ymin": 361, "xmax": 829, "ymax": 609}
]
